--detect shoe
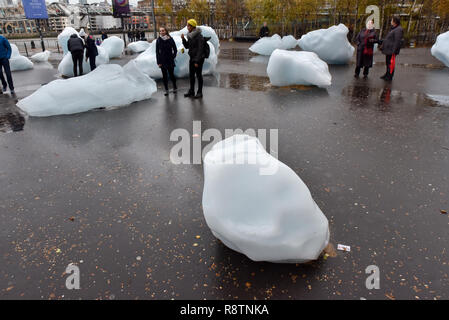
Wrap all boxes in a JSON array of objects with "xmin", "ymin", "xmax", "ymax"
[
  {"xmin": 10, "ymin": 90, "xmax": 15, "ymax": 95},
  {"xmin": 173, "ymin": 88, "xmax": 178, "ymax": 93},
  {"xmin": 380, "ymin": 74, "xmax": 387, "ymax": 79},
  {"xmin": 354, "ymin": 74, "xmax": 359, "ymax": 78},
  {"xmin": 164, "ymin": 90, "xmax": 169, "ymax": 96},
  {"xmin": 194, "ymin": 92, "xmax": 203, "ymax": 99},
  {"xmin": 2, "ymin": 86, "xmax": 6, "ymax": 92},
  {"xmin": 184, "ymin": 91, "xmax": 194, "ymax": 98},
  {"xmin": 363, "ymin": 75, "xmax": 368, "ymax": 79}
]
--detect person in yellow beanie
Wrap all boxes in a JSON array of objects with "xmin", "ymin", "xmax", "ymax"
[{"xmin": 181, "ymin": 19, "xmax": 207, "ymax": 99}]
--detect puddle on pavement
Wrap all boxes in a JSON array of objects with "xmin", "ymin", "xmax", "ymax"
[
  {"xmin": 219, "ymin": 48, "xmax": 253, "ymax": 61},
  {"xmin": 214, "ymin": 72, "xmax": 271, "ymax": 91},
  {"xmin": 342, "ymin": 84, "xmax": 449, "ymax": 110},
  {"xmin": 0, "ymin": 94, "xmax": 26, "ymax": 133}
]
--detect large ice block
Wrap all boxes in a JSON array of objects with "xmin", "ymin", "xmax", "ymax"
[
  {"xmin": 10, "ymin": 44, "xmax": 33, "ymax": 71},
  {"xmin": 202, "ymin": 134, "xmax": 330, "ymax": 263},
  {"xmin": 298, "ymin": 24, "xmax": 355, "ymax": 64},
  {"xmin": 431, "ymin": 30, "xmax": 449, "ymax": 67},
  {"xmin": 100, "ymin": 36, "xmax": 125, "ymax": 59},
  {"xmin": 17, "ymin": 60, "xmax": 156, "ymax": 117},
  {"xmin": 267, "ymin": 49, "xmax": 331, "ymax": 87}
]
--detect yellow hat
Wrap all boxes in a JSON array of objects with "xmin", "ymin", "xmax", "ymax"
[{"xmin": 187, "ymin": 19, "xmax": 197, "ymax": 27}]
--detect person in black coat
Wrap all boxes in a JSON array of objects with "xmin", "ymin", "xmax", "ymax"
[
  {"xmin": 67, "ymin": 33, "xmax": 85, "ymax": 77},
  {"xmin": 259, "ymin": 22, "xmax": 269, "ymax": 38},
  {"xmin": 354, "ymin": 20, "xmax": 378, "ymax": 78},
  {"xmin": 156, "ymin": 26, "xmax": 177, "ymax": 96},
  {"xmin": 85, "ymin": 33, "xmax": 98, "ymax": 72},
  {"xmin": 181, "ymin": 19, "xmax": 206, "ymax": 99},
  {"xmin": 380, "ymin": 16, "xmax": 404, "ymax": 81}
]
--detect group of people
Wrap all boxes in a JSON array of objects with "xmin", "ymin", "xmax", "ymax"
[
  {"xmin": 0, "ymin": 17, "xmax": 405, "ymax": 99},
  {"xmin": 354, "ymin": 16, "xmax": 404, "ymax": 81},
  {"xmin": 128, "ymin": 30, "xmax": 146, "ymax": 43},
  {"xmin": 67, "ymin": 30, "xmax": 98, "ymax": 77},
  {"xmin": 156, "ymin": 19, "xmax": 209, "ymax": 99}
]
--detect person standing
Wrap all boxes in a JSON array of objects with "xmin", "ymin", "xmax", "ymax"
[
  {"xmin": 0, "ymin": 35, "xmax": 14, "ymax": 94},
  {"xmin": 156, "ymin": 26, "xmax": 177, "ymax": 96},
  {"xmin": 101, "ymin": 31, "xmax": 108, "ymax": 41},
  {"xmin": 354, "ymin": 20, "xmax": 378, "ymax": 78},
  {"xmin": 85, "ymin": 32, "xmax": 98, "ymax": 72},
  {"xmin": 67, "ymin": 33, "xmax": 85, "ymax": 77},
  {"xmin": 182, "ymin": 19, "xmax": 206, "ymax": 99},
  {"xmin": 259, "ymin": 22, "xmax": 269, "ymax": 38},
  {"xmin": 380, "ymin": 16, "xmax": 403, "ymax": 81}
]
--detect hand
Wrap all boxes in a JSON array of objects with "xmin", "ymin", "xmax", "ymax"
[
  {"xmin": 194, "ymin": 63, "xmax": 199, "ymax": 68},
  {"xmin": 158, "ymin": 64, "xmax": 162, "ymax": 68},
  {"xmin": 85, "ymin": 58, "xmax": 88, "ymax": 62},
  {"xmin": 181, "ymin": 34, "xmax": 185, "ymax": 39}
]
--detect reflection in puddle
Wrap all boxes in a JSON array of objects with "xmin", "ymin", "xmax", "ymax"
[
  {"xmin": 219, "ymin": 48, "xmax": 252, "ymax": 61},
  {"xmin": 217, "ymin": 73, "xmax": 270, "ymax": 91},
  {"xmin": 342, "ymin": 84, "xmax": 449, "ymax": 112}
]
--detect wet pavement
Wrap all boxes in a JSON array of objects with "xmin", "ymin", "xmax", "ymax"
[{"xmin": 0, "ymin": 42, "xmax": 449, "ymax": 300}]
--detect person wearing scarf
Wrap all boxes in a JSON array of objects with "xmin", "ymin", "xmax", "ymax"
[
  {"xmin": 181, "ymin": 19, "xmax": 206, "ymax": 99},
  {"xmin": 354, "ymin": 20, "xmax": 378, "ymax": 78},
  {"xmin": 156, "ymin": 26, "xmax": 177, "ymax": 96}
]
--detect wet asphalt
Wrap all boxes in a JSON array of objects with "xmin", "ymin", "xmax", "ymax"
[{"xmin": 0, "ymin": 41, "xmax": 448, "ymax": 300}]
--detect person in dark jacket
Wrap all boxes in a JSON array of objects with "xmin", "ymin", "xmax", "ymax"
[
  {"xmin": 182, "ymin": 19, "xmax": 206, "ymax": 99},
  {"xmin": 101, "ymin": 31, "xmax": 108, "ymax": 41},
  {"xmin": 156, "ymin": 26, "xmax": 177, "ymax": 96},
  {"xmin": 380, "ymin": 16, "xmax": 403, "ymax": 81},
  {"xmin": 85, "ymin": 32, "xmax": 98, "ymax": 72},
  {"xmin": 67, "ymin": 33, "xmax": 85, "ymax": 77},
  {"xmin": 354, "ymin": 20, "xmax": 378, "ymax": 78},
  {"xmin": 259, "ymin": 22, "xmax": 269, "ymax": 38},
  {"xmin": 0, "ymin": 35, "xmax": 14, "ymax": 94}
]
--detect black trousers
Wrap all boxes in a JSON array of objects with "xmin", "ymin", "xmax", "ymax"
[
  {"xmin": 355, "ymin": 66, "xmax": 370, "ymax": 76},
  {"xmin": 161, "ymin": 66, "xmax": 176, "ymax": 91},
  {"xmin": 88, "ymin": 54, "xmax": 96, "ymax": 71},
  {"xmin": 189, "ymin": 59, "xmax": 204, "ymax": 94},
  {"xmin": 71, "ymin": 50, "xmax": 83, "ymax": 77},
  {"xmin": 385, "ymin": 54, "xmax": 396, "ymax": 79},
  {"xmin": 0, "ymin": 58, "xmax": 14, "ymax": 91}
]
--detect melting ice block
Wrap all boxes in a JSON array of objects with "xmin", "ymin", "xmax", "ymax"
[
  {"xmin": 17, "ymin": 60, "xmax": 156, "ymax": 117},
  {"xmin": 267, "ymin": 49, "xmax": 331, "ymax": 87},
  {"xmin": 58, "ymin": 46, "xmax": 109, "ymax": 77},
  {"xmin": 170, "ymin": 25, "xmax": 220, "ymax": 54},
  {"xmin": 10, "ymin": 44, "xmax": 33, "ymax": 71},
  {"xmin": 249, "ymin": 34, "xmax": 298, "ymax": 56},
  {"xmin": 134, "ymin": 35, "xmax": 217, "ymax": 79},
  {"xmin": 431, "ymin": 31, "xmax": 449, "ymax": 67},
  {"xmin": 298, "ymin": 24, "xmax": 355, "ymax": 64},
  {"xmin": 31, "ymin": 50, "xmax": 51, "ymax": 62},
  {"xmin": 202, "ymin": 134, "xmax": 330, "ymax": 263},
  {"xmin": 100, "ymin": 36, "xmax": 125, "ymax": 59},
  {"xmin": 128, "ymin": 40, "xmax": 151, "ymax": 53}
]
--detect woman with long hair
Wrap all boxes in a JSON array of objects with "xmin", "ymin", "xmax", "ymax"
[{"xmin": 156, "ymin": 26, "xmax": 178, "ymax": 96}]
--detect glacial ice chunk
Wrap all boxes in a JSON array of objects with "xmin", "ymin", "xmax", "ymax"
[
  {"xmin": 298, "ymin": 24, "xmax": 355, "ymax": 64},
  {"xmin": 31, "ymin": 50, "xmax": 51, "ymax": 62},
  {"xmin": 267, "ymin": 49, "xmax": 331, "ymax": 87},
  {"xmin": 249, "ymin": 34, "xmax": 298, "ymax": 56},
  {"xmin": 17, "ymin": 60, "xmax": 156, "ymax": 117},
  {"xmin": 100, "ymin": 35, "xmax": 125, "ymax": 59},
  {"xmin": 10, "ymin": 44, "xmax": 33, "ymax": 71},
  {"xmin": 58, "ymin": 46, "xmax": 109, "ymax": 77},
  {"xmin": 170, "ymin": 25, "xmax": 220, "ymax": 54},
  {"xmin": 134, "ymin": 35, "xmax": 217, "ymax": 79},
  {"xmin": 431, "ymin": 30, "xmax": 449, "ymax": 67},
  {"xmin": 202, "ymin": 134, "xmax": 330, "ymax": 263},
  {"xmin": 128, "ymin": 40, "xmax": 151, "ymax": 53}
]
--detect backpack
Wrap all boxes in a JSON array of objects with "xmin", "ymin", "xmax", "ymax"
[{"xmin": 203, "ymin": 36, "xmax": 211, "ymax": 59}]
